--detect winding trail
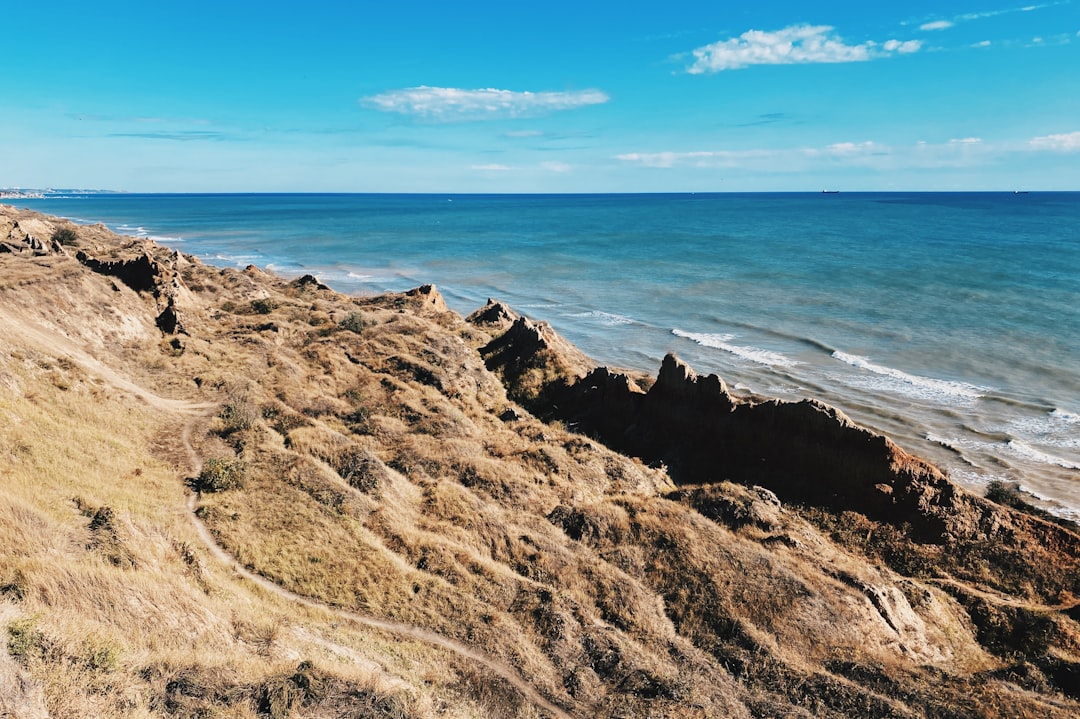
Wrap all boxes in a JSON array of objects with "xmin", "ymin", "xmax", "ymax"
[
  {"xmin": 181, "ymin": 420, "xmax": 573, "ymax": 719},
  {"xmin": 1, "ymin": 303, "xmax": 572, "ymax": 716}
]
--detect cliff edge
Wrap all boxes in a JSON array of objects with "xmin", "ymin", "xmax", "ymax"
[{"xmin": 2, "ymin": 204, "xmax": 1079, "ymax": 719}]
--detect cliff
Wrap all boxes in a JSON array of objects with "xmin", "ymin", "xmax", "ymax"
[{"xmin": 2, "ymin": 204, "xmax": 1079, "ymax": 719}]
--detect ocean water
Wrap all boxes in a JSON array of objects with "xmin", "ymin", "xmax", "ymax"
[{"xmin": 16, "ymin": 192, "xmax": 1080, "ymax": 521}]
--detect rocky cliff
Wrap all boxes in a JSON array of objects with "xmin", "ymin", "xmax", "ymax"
[{"xmin": 2, "ymin": 204, "xmax": 1079, "ymax": 719}]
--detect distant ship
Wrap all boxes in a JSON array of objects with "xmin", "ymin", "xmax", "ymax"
[{"xmin": 821, "ymin": 189, "xmax": 840, "ymax": 194}]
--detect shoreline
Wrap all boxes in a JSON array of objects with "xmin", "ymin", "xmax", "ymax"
[{"xmin": 9, "ymin": 196, "xmax": 1080, "ymax": 522}]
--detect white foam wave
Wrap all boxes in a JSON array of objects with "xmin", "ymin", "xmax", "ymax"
[
  {"xmin": 948, "ymin": 468, "xmax": 1001, "ymax": 487},
  {"xmin": 1016, "ymin": 484, "xmax": 1055, "ymax": 502},
  {"xmin": 211, "ymin": 253, "xmax": 261, "ymax": 267},
  {"xmin": 346, "ymin": 271, "xmax": 375, "ymax": 281},
  {"xmin": 118, "ymin": 224, "xmax": 150, "ymax": 237},
  {"xmin": 673, "ymin": 329, "xmax": 801, "ymax": 367},
  {"xmin": 1004, "ymin": 414, "xmax": 1080, "ymax": 450},
  {"xmin": 926, "ymin": 433, "xmax": 966, "ymax": 452},
  {"xmin": 1006, "ymin": 440, "xmax": 1080, "ymax": 470},
  {"xmin": 571, "ymin": 310, "xmax": 635, "ymax": 326},
  {"xmin": 831, "ymin": 351, "xmax": 988, "ymax": 402},
  {"xmin": 1051, "ymin": 408, "xmax": 1080, "ymax": 424}
]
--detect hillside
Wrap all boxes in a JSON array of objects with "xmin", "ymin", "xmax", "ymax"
[{"xmin": 2, "ymin": 203, "xmax": 1079, "ymax": 719}]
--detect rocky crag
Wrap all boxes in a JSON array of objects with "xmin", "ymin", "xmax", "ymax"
[{"xmin": 2, "ymin": 205, "xmax": 1079, "ymax": 718}]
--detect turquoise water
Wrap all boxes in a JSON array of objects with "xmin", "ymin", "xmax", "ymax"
[{"xmin": 16, "ymin": 192, "xmax": 1080, "ymax": 519}]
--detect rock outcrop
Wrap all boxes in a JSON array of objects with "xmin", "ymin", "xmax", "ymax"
[
  {"xmin": 475, "ymin": 311, "xmax": 1080, "ymax": 609},
  {"xmin": 75, "ymin": 246, "xmax": 194, "ymax": 335}
]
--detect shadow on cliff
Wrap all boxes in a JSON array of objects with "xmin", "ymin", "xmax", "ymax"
[{"xmin": 475, "ymin": 304, "xmax": 1080, "ymax": 609}]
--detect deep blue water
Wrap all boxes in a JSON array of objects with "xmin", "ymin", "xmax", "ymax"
[{"xmin": 15, "ymin": 192, "xmax": 1080, "ymax": 519}]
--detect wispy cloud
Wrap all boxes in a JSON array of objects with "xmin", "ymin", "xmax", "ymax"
[
  {"xmin": 614, "ymin": 150, "xmax": 771, "ymax": 168},
  {"xmin": 616, "ymin": 137, "xmax": 1002, "ymax": 172},
  {"xmin": 471, "ymin": 163, "xmax": 512, "ymax": 171},
  {"xmin": 361, "ymin": 86, "xmax": 609, "ymax": 121},
  {"xmin": 686, "ymin": 25, "xmax": 921, "ymax": 73},
  {"xmin": 736, "ymin": 112, "xmax": 795, "ymax": 127},
  {"xmin": 541, "ymin": 161, "xmax": 572, "ymax": 173},
  {"xmin": 958, "ymin": 2, "xmax": 1054, "ymax": 22},
  {"xmin": 911, "ymin": 2, "xmax": 1061, "ymax": 31},
  {"xmin": 107, "ymin": 131, "xmax": 230, "ymax": 142},
  {"xmin": 1029, "ymin": 130, "xmax": 1080, "ymax": 151}
]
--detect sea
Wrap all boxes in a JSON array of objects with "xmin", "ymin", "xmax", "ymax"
[{"xmin": 14, "ymin": 192, "xmax": 1080, "ymax": 522}]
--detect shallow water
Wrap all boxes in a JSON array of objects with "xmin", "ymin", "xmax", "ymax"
[{"xmin": 18, "ymin": 192, "xmax": 1080, "ymax": 520}]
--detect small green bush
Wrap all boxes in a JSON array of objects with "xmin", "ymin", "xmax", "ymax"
[
  {"xmin": 197, "ymin": 457, "xmax": 247, "ymax": 492},
  {"xmin": 252, "ymin": 298, "xmax": 278, "ymax": 314},
  {"xmin": 339, "ymin": 312, "xmax": 372, "ymax": 334},
  {"xmin": 51, "ymin": 227, "xmax": 79, "ymax": 246},
  {"xmin": 7, "ymin": 616, "xmax": 46, "ymax": 665}
]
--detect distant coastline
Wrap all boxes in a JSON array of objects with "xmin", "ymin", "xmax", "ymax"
[{"xmin": 0, "ymin": 188, "xmax": 125, "ymax": 199}]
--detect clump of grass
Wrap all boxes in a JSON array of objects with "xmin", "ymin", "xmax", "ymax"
[
  {"xmin": 334, "ymin": 447, "xmax": 387, "ymax": 495},
  {"xmin": 197, "ymin": 457, "xmax": 247, "ymax": 492}
]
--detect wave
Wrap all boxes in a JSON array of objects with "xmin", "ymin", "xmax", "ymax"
[
  {"xmin": 831, "ymin": 351, "xmax": 988, "ymax": 402},
  {"xmin": 1051, "ymin": 408, "xmax": 1080, "ymax": 424},
  {"xmin": 210, "ymin": 252, "xmax": 263, "ymax": 267},
  {"xmin": 673, "ymin": 329, "xmax": 801, "ymax": 367},
  {"xmin": 1006, "ymin": 440, "xmax": 1080, "ymax": 470},
  {"xmin": 570, "ymin": 310, "xmax": 635, "ymax": 326}
]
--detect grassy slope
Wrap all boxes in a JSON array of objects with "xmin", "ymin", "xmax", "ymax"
[{"xmin": 2, "ymin": 205, "xmax": 1079, "ymax": 718}]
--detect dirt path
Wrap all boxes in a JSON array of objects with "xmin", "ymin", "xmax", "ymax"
[
  {"xmin": 0, "ymin": 305, "xmax": 214, "ymax": 415},
  {"xmin": 2, "ymin": 304, "xmax": 573, "ymax": 717},
  {"xmin": 182, "ymin": 420, "xmax": 574, "ymax": 719},
  {"xmin": 927, "ymin": 576, "xmax": 1080, "ymax": 614}
]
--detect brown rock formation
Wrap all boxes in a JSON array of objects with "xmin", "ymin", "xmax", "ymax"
[
  {"xmin": 465, "ymin": 298, "xmax": 519, "ymax": 332},
  {"xmin": 476, "ymin": 314, "xmax": 1080, "ymax": 609}
]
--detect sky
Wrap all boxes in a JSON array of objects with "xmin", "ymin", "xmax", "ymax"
[{"xmin": 3, "ymin": 1, "xmax": 1079, "ymax": 192}]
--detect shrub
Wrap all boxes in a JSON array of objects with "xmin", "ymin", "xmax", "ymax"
[
  {"xmin": 197, "ymin": 457, "xmax": 247, "ymax": 492},
  {"xmin": 986, "ymin": 481, "xmax": 1024, "ymax": 508},
  {"xmin": 218, "ymin": 395, "xmax": 257, "ymax": 434},
  {"xmin": 6, "ymin": 616, "xmax": 46, "ymax": 665},
  {"xmin": 51, "ymin": 227, "xmax": 79, "ymax": 246},
  {"xmin": 252, "ymin": 298, "xmax": 278, "ymax": 314},
  {"xmin": 339, "ymin": 311, "xmax": 372, "ymax": 334}
]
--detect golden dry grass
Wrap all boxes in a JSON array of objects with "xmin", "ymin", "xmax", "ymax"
[{"xmin": 3, "ymin": 204, "xmax": 1080, "ymax": 719}]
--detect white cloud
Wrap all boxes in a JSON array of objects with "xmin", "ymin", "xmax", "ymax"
[
  {"xmin": 1029, "ymin": 130, "xmax": 1080, "ymax": 151},
  {"xmin": 974, "ymin": 40, "xmax": 993, "ymax": 47},
  {"xmin": 920, "ymin": 20, "xmax": 955, "ymax": 31},
  {"xmin": 362, "ymin": 86, "xmax": 609, "ymax": 121},
  {"xmin": 471, "ymin": 163, "xmax": 511, "ymax": 171},
  {"xmin": 686, "ymin": 25, "xmax": 921, "ymax": 73},
  {"xmin": 615, "ymin": 150, "xmax": 758, "ymax": 168},
  {"xmin": 616, "ymin": 137, "xmax": 1003, "ymax": 173},
  {"xmin": 822, "ymin": 141, "xmax": 879, "ymax": 155},
  {"xmin": 505, "ymin": 130, "xmax": 544, "ymax": 138}
]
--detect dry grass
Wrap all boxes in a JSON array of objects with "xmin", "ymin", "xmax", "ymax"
[{"xmin": 3, "ymin": 204, "xmax": 1079, "ymax": 718}]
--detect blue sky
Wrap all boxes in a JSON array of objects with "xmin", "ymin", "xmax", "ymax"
[{"xmin": 3, "ymin": 1, "xmax": 1078, "ymax": 192}]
